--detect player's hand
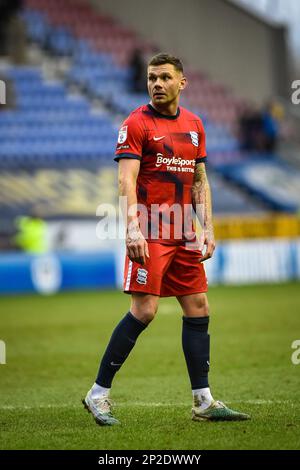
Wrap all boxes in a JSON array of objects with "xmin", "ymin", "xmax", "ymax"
[
  {"xmin": 126, "ymin": 226, "xmax": 150, "ymax": 265},
  {"xmin": 199, "ymin": 233, "xmax": 216, "ymax": 263}
]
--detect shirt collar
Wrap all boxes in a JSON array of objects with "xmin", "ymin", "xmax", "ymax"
[{"xmin": 147, "ymin": 103, "xmax": 180, "ymax": 120}]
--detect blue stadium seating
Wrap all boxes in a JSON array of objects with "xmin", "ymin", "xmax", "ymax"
[
  {"xmin": 1, "ymin": 3, "xmax": 298, "ymax": 216},
  {"xmin": 0, "ymin": 65, "xmax": 118, "ymax": 167}
]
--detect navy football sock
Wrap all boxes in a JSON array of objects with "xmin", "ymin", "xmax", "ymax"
[
  {"xmin": 182, "ymin": 316, "xmax": 210, "ymax": 389},
  {"xmin": 96, "ymin": 311, "xmax": 147, "ymax": 388}
]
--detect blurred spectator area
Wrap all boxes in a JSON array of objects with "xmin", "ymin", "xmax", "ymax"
[
  {"xmin": 0, "ymin": 0, "xmax": 26, "ymax": 63},
  {"xmin": 0, "ymin": 0, "xmax": 300, "ymax": 252}
]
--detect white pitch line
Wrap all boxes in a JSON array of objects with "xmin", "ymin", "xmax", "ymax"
[{"xmin": 0, "ymin": 400, "xmax": 289, "ymax": 411}]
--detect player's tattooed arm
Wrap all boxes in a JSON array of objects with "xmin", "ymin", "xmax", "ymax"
[
  {"xmin": 118, "ymin": 158, "xmax": 149, "ymax": 265},
  {"xmin": 192, "ymin": 162, "xmax": 216, "ymax": 261}
]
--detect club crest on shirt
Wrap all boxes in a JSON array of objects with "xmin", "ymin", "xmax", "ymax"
[
  {"xmin": 136, "ymin": 268, "xmax": 148, "ymax": 285},
  {"xmin": 118, "ymin": 126, "xmax": 128, "ymax": 144},
  {"xmin": 190, "ymin": 131, "xmax": 199, "ymax": 147}
]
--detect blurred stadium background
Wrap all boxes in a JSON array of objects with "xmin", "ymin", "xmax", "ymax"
[{"xmin": 0, "ymin": 0, "xmax": 300, "ymax": 450}]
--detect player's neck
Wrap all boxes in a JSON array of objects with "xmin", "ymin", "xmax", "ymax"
[{"xmin": 149, "ymin": 100, "xmax": 179, "ymax": 117}]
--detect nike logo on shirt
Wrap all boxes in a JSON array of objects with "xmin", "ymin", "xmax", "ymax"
[{"xmin": 153, "ymin": 136, "xmax": 165, "ymax": 141}]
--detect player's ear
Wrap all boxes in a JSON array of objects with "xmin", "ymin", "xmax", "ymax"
[{"xmin": 179, "ymin": 76, "xmax": 187, "ymax": 91}]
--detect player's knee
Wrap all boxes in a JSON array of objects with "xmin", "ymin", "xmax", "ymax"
[
  {"xmin": 142, "ymin": 300, "xmax": 158, "ymax": 323},
  {"xmin": 196, "ymin": 296, "xmax": 209, "ymax": 317},
  {"xmin": 138, "ymin": 309, "xmax": 156, "ymax": 324},
  {"xmin": 198, "ymin": 305, "xmax": 209, "ymax": 317},
  {"xmin": 133, "ymin": 305, "xmax": 157, "ymax": 324},
  {"xmin": 131, "ymin": 296, "xmax": 158, "ymax": 324},
  {"xmin": 185, "ymin": 294, "xmax": 209, "ymax": 317}
]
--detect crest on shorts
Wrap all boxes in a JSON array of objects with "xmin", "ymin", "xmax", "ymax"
[
  {"xmin": 118, "ymin": 126, "xmax": 128, "ymax": 144},
  {"xmin": 136, "ymin": 268, "xmax": 148, "ymax": 285},
  {"xmin": 190, "ymin": 131, "xmax": 199, "ymax": 147}
]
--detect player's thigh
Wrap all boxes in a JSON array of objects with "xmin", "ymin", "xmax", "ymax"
[
  {"xmin": 177, "ymin": 292, "xmax": 209, "ymax": 317},
  {"xmin": 161, "ymin": 245, "xmax": 208, "ymax": 297},
  {"xmin": 124, "ymin": 243, "xmax": 175, "ymax": 296},
  {"xmin": 130, "ymin": 293, "xmax": 160, "ymax": 324}
]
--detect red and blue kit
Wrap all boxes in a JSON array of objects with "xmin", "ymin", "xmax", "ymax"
[{"xmin": 115, "ymin": 104, "xmax": 208, "ymax": 296}]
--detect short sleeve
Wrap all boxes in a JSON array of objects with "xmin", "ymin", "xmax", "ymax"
[
  {"xmin": 195, "ymin": 118, "xmax": 207, "ymax": 164},
  {"xmin": 114, "ymin": 114, "xmax": 145, "ymax": 162}
]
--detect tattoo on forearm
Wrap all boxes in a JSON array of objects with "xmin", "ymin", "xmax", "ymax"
[{"xmin": 192, "ymin": 164, "xmax": 214, "ymax": 240}]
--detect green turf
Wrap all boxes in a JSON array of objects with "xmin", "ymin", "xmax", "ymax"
[{"xmin": 0, "ymin": 282, "xmax": 300, "ymax": 450}]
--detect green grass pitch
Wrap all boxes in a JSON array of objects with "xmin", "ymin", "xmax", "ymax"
[{"xmin": 0, "ymin": 282, "xmax": 299, "ymax": 450}]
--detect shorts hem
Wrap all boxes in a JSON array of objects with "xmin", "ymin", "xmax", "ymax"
[
  {"xmin": 160, "ymin": 288, "xmax": 208, "ymax": 298},
  {"xmin": 124, "ymin": 289, "xmax": 160, "ymax": 296},
  {"xmin": 123, "ymin": 288, "xmax": 208, "ymax": 297}
]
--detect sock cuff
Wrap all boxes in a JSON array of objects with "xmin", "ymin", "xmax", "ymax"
[
  {"xmin": 127, "ymin": 311, "xmax": 148, "ymax": 330},
  {"xmin": 182, "ymin": 315, "xmax": 209, "ymax": 331}
]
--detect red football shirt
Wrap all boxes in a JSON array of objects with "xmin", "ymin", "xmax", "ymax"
[{"xmin": 115, "ymin": 104, "xmax": 207, "ymax": 245}]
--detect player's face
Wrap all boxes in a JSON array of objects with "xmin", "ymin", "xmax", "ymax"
[{"xmin": 147, "ymin": 64, "xmax": 186, "ymax": 108}]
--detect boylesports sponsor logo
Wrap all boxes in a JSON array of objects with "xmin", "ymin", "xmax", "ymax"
[{"xmin": 155, "ymin": 153, "xmax": 195, "ymax": 168}]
